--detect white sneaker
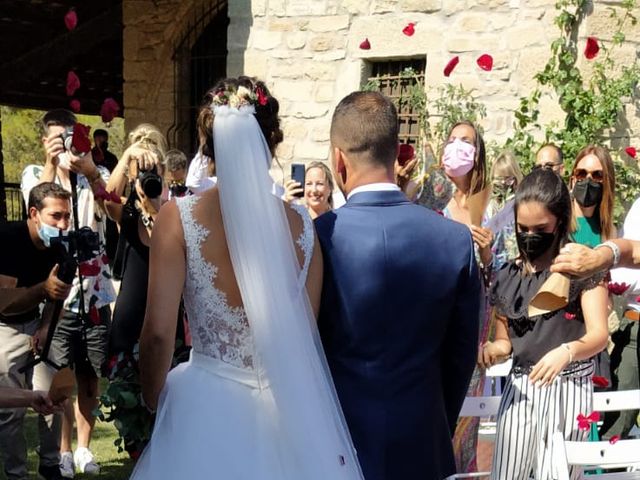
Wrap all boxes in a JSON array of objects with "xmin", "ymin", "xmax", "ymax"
[
  {"xmin": 59, "ymin": 451, "xmax": 75, "ymax": 479},
  {"xmin": 73, "ymin": 447, "xmax": 100, "ymax": 475}
]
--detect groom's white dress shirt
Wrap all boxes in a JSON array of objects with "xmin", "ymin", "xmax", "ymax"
[{"xmin": 346, "ymin": 182, "xmax": 400, "ymax": 200}]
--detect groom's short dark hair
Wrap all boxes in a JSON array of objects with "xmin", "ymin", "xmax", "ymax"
[{"xmin": 330, "ymin": 91, "xmax": 399, "ymax": 167}]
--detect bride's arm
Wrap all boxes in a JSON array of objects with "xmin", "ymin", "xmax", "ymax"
[{"xmin": 139, "ymin": 200, "xmax": 186, "ymax": 410}]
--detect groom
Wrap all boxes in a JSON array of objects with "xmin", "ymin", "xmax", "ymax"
[{"xmin": 316, "ymin": 91, "xmax": 481, "ymax": 480}]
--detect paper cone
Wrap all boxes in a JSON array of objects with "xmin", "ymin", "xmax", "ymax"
[
  {"xmin": 468, "ymin": 187, "xmax": 490, "ymax": 227},
  {"xmin": 528, "ymin": 272, "xmax": 571, "ymax": 317},
  {"xmin": 49, "ymin": 368, "xmax": 75, "ymax": 403}
]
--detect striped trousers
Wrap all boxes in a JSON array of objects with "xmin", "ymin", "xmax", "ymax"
[{"xmin": 490, "ymin": 362, "xmax": 594, "ymax": 480}]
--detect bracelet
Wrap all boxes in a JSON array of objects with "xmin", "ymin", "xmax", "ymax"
[
  {"xmin": 595, "ymin": 241, "xmax": 620, "ymax": 267},
  {"xmin": 561, "ymin": 342, "xmax": 574, "ymax": 363}
]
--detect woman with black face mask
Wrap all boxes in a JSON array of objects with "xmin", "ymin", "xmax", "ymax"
[
  {"xmin": 479, "ymin": 168, "xmax": 608, "ymax": 480},
  {"xmin": 569, "ymin": 145, "xmax": 616, "ymax": 247}
]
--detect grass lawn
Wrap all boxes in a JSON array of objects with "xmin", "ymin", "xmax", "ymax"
[{"xmin": 0, "ymin": 382, "xmax": 133, "ymax": 480}]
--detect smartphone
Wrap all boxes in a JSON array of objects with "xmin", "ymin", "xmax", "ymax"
[{"xmin": 291, "ymin": 163, "xmax": 306, "ymax": 198}]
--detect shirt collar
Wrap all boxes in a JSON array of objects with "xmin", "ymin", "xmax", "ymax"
[{"xmin": 346, "ymin": 182, "xmax": 400, "ymax": 200}]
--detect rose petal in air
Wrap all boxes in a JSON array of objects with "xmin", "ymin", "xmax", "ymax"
[
  {"xmin": 64, "ymin": 9, "xmax": 77, "ymax": 31},
  {"xmin": 625, "ymin": 146, "xmax": 637, "ymax": 159},
  {"xmin": 66, "ymin": 71, "xmax": 80, "ymax": 96},
  {"xmin": 69, "ymin": 99, "xmax": 81, "ymax": 113},
  {"xmin": 584, "ymin": 37, "xmax": 600, "ymax": 60},
  {"xmin": 592, "ymin": 376, "xmax": 610, "ymax": 388},
  {"xmin": 476, "ymin": 54, "xmax": 494, "ymax": 71},
  {"xmin": 444, "ymin": 56, "xmax": 459, "ymax": 77},
  {"xmin": 359, "ymin": 38, "xmax": 371, "ymax": 50},
  {"xmin": 609, "ymin": 435, "xmax": 620, "ymax": 444},
  {"xmin": 100, "ymin": 98, "xmax": 120, "ymax": 123},
  {"xmin": 402, "ymin": 23, "xmax": 415, "ymax": 37}
]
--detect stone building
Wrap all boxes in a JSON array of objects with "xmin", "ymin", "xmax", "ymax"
[{"xmin": 123, "ymin": 0, "xmax": 640, "ymax": 166}]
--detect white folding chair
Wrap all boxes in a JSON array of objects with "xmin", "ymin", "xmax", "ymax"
[
  {"xmin": 594, "ymin": 389, "xmax": 640, "ymax": 413},
  {"xmin": 552, "ymin": 432, "xmax": 640, "ymax": 479},
  {"xmin": 553, "ymin": 389, "xmax": 640, "ymax": 479}
]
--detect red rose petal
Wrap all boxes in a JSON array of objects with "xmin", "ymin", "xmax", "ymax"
[
  {"xmin": 100, "ymin": 98, "xmax": 120, "ymax": 123},
  {"xmin": 66, "ymin": 71, "xmax": 80, "ymax": 96},
  {"xmin": 592, "ymin": 376, "xmax": 610, "ymax": 388},
  {"xmin": 584, "ymin": 36, "xmax": 600, "ymax": 60},
  {"xmin": 609, "ymin": 435, "xmax": 620, "ymax": 444},
  {"xmin": 89, "ymin": 306, "xmax": 101, "ymax": 325},
  {"xmin": 69, "ymin": 99, "xmax": 81, "ymax": 113},
  {"xmin": 608, "ymin": 282, "xmax": 630, "ymax": 296},
  {"xmin": 625, "ymin": 146, "xmax": 637, "ymax": 158},
  {"xmin": 398, "ymin": 144, "xmax": 415, "ymax": 166},
  {"xmin": 444, "ymin": 56, "xmax": 459, "ymax": 77},
  {"xmin": 402, "ymin": 23, "xmax": 415, "ymax": 37},
  {"xmin": 64, "ymin": 9, "xmax": 77, "ymax": 31},
  {"xmin": 477, "ymin": 53, "xmax": 493, "ymax": 71},
  {"xmin": 256, "ymin": 86, "xmax": 268, "ymax": 106},
  {"xmin": 79, "ymin": 261, "xmax": 101, "ymax": 277},
  {"xmin": 71, "ymin": 123, "xmax": 92, "ymax": 155},
  {"xmin": 564, "ymin": 312, "xmax": 577, "ymax": 320},
  {"xmin": 359, "ymin": 38, "xmax": 371, "ymax": 50}
]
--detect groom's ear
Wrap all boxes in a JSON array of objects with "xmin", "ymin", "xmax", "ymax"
[{"xmin": 333, "ymin": 147, "xmax": 348, "ymax": 184}]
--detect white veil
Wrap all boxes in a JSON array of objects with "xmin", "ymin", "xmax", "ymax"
[{"xmin": 213, "ymin": 104, "xmax": 363, "ymax": 479}]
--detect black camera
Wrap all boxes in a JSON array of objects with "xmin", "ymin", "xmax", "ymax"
[
  {"xmin": 138, "ymin": 167, "xmax": 163, "ymax": 198},
  {"xmin": 50, "ymin": 226, "xmax": 101, "ymax": 264}
]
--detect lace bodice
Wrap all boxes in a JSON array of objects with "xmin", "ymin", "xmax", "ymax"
[{"xmin": 176, "ymin": 195, "xmax": 314, "ymax": 370}]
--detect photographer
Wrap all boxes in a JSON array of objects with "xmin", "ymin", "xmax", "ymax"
[
  {"xmin": 0, "ymin": 182, "xmax": 72, "ymax": 480},
  {"xmin": 20, "ymin": 109, "xmax": 116, "ymax": 477},
  {"xmin": 104, "ymin": 123, "xmax": 167, "ymax": 357}
]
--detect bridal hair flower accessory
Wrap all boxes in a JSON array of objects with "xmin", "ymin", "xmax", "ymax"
[{"xmin": 212, "ymin": 85, "xmax": 267, "ymax": 109}]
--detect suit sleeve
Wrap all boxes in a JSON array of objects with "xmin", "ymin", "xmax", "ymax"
[{"xmin": 441, "ymin": 233, "xmax": 482, "ymax": 436}]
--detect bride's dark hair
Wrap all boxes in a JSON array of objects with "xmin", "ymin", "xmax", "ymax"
[{"xmin": 196, "ymin": 76, "xmax": 284, "ymax": 162}]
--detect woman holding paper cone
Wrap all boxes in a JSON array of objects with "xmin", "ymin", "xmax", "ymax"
[{"xmin": 480, "ymin": 168, "xmax": 609, "ymax": 480}]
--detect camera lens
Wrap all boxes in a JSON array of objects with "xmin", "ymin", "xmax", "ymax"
[{"xmin": 139, "ymin": 171, "xmax": 163, "ymax": 198}]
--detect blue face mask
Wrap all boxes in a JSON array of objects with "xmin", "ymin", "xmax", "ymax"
[{"xmin": 37, "ymin": 217, "xmax": 67, "ymax": 247}]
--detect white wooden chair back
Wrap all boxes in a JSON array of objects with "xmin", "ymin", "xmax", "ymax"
[
  {"xmin": 593, "ymin": 389, "xmax": 640, "ymax": 412},
  {"xmin": 458, "ymin": 395, "xmax": 502, "ymax": 418},
  {"xmin": 552, "ymin": 432, "xmax": 640, "ymax": 479}
]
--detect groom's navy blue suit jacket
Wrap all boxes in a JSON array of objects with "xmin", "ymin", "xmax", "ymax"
[{"xmin": 316, "ymin": 190, "xmax": 481, "ymax": 480}]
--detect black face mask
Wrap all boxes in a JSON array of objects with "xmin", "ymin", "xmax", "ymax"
[
  {"xmin": 517, "ymin": 231, "xmax": 556, "ymax": 261},
  {"xmin": 573, "ymin": 179, "xmax": 603, "ymax": 208}
]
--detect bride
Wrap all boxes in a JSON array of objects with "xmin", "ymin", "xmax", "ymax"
[{"xmin": 130, "ymin": 77, "xmax": 363, "ymax": 479}]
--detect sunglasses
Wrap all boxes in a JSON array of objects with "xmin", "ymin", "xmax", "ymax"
[{"xmin": 573, "ymin": 168, "xmax": 604, "ymax": 183}]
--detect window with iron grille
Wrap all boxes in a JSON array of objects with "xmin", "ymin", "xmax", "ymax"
[{"xmin": 366, "ymin": 59, "xmax": 426, "ymax": 147}]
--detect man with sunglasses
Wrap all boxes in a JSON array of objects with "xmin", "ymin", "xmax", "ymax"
[{"xmin": 535, "ymin": 144, "xmax": 565, "ymax": 176}]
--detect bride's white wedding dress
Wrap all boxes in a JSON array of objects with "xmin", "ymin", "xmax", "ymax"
[{"xmin": 130, "ymin": 197, "xmax": 317, "ymax": 478}]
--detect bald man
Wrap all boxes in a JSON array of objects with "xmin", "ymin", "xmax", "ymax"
[{"xmin": 535, "ymin": 144, "xmax": 565, "ymax": 176}]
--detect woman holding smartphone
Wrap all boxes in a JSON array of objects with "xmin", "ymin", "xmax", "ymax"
[{"xmin": 284, "ymin": 161, "xmax": 335, "ymax": 219}]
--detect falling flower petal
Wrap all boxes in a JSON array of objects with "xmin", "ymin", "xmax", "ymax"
[
  {"xmin": 255, "ymin": 86, "xmax": 268, "ymax": 106},
  {"xmin": 64, "ymin": 9, "xmax": 77, "ymax": 31},
  {"xmin": 608, "ymin": 282, "xmax": 630, "ymax": 296},
  {"xmin": 79, "ymin": 261, "xmax": 101, "ymax": 277},
  {"xmin": 609, "ymin": 435, "xmax": 620, "ymax": 444},
  {"xmin": 444, "ymin": 56, "xmax": 459, "ymax": 77},
  {"xmin": 100, "ymin": 98, "xmax": 120, "ymax": 123},
  {"xmin": 89, "ymin": 305, "xmax": 101, "ymax": 325},
  {"xmin": 94, "ymin": 184, "xmax": 122, "ymax": 204},
  {"xmin": 584, "ymin": 37, "xmax": 600, "ymax": 60},
  {"xmin": 564, "ymin": 311, "xmax": 577, "ymax": 320},
  {"xmin": 398, "ymin": 144, "xmax": 415, "ymax": 166},
  {"xmin": 69, "ymin": 99, "xmax": 81, "ymax": 113},
  {"xmin": 359, "ymin": 38, "xmax": 371, "ymax": 50},
  {"xmin": 592, "ymin": 376, "xmax": 610, "ymax": 388},
  {"xmin": 402, "ymin": 22, "xmax": 415, "ymax": 37},
  {"xmin": 625, "ymin": 146, "xmax": 637, "ymax": 159},
  {"xmin": 576, "ymin": 411, "xmax": 600, "ymax": 431},
  {"xmin": 71, "ymin": 123, "xmax": 92, "ymax": 155},
  {"xmin": 476, "ymin": 53, "xmax": 494, "ymax": 71},
  {"xmin": 66, "ymin": 71, "xmax": 80, "ymax": 96}
]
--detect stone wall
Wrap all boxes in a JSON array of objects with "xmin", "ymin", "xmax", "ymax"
[
  {"xmin": 226, "ymin": 0, "xmax": 640, "ymax": 167},
  {"xmin": 123, "ymin": 0, "xmax": 640, "ymax": 167}
]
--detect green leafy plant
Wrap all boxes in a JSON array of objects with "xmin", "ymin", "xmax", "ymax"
[{"xmin": 506, "ymin": 0, "xmax": 640, "ymax": 222}]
